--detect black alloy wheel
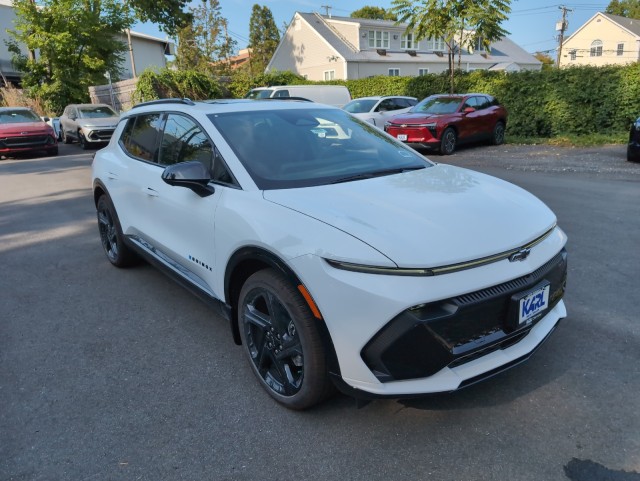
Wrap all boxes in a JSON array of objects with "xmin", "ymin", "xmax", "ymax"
[
  {"xmin": 78, "ymin": 131, "xmax": 89, "ymax": 150},
  {"xmin": 239, "ymin": 269, "xmax": 332, "ymax": 410},
  {"xmin": 440, "ymin": 127, "xmax": 457, "ymax": 155},
  {"xmin": 492, "ymin": 121, "xmax": 506, "ymax": 145},
  {"xmin": 96, "ymin": 195, "xmax": 136, "ymax": 267}
]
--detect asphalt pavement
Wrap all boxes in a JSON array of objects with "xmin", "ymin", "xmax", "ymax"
[{"xmin": 1, "ymin": 142, "xmax": 639, "ymax": 481}]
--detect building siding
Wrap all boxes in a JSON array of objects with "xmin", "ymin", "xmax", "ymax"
[{"xmin": 560, "ymin": 13, "xmax": 640, "ymax": 67}]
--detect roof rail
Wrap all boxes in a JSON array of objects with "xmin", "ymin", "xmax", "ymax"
[
  {"xmin": 131, "ymin": 98, "xmax": 196, "ymax": 109},
  {"xmin": 258, "ymin": 97, "xmax": 313, "ymax": 102}
]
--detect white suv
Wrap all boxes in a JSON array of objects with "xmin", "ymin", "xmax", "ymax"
[{"xmin": 92, "ymin": 98, "xmax": 568, "ymax": 409}]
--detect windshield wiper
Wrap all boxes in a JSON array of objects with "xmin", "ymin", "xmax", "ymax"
[{"xmin": 330, "ymin": 166, "xmax": 425, "ymax": 184}]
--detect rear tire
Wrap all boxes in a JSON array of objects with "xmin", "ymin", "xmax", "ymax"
[
  {"xmin": 238, "ymin": 269, "xmax": 333, "ymax": 410},
  {"xmin": 440, "ymin": 127, "xmax": 457, "ymax": 155},
  {"xmin": 96, "ymin": 195, "xmax": 137, "ymax": 267},
  {"xmin": 492, "ymin": 121, "xmax": 506, "ymax": 145}
]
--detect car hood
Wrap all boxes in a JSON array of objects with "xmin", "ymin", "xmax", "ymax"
[
  {"xmin": 263, "ymin": 164, "xmax": 556, "ymax": 267},
  {"xmin": 0, "ymin": 122, "xmax": 51, "ymax": 135},
  {"xmin": 77, "ymin": 117, "xmax": 119, "ymax": 128},
  {"xmin": 388, "ymin": 112, "xmax": 449, "ymax": 124}
]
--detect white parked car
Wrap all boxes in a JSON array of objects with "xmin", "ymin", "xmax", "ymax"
[
  {"xmin": 59, "ymin": 103, "xmax": 119, "ymax": 149},
  {"xmin": 343, "ymin": 95, "xmax": 418, "ymax": 127},
  {"xmin": 92, "ymin": 98, "xmax": 568, "ymax": 410}
]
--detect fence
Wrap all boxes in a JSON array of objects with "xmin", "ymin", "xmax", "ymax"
[{"xmin": 88, "ymin": 78, "xmax": 138, "ymax": 112}]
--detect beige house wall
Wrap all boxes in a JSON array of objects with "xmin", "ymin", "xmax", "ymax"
[
  {"xmin": 560, "ymin": 13, "xmax": 640, "ymax": 67},
  {"xmin": 327, "ymin": 20, "xmax": 361, "ymax": 49},
  {"xmin": 268, "ymin": 14, "xmax": 345, "ymax": 80}
]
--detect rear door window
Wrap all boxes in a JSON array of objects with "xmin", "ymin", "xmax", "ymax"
[{"xmin": 120, "ymin": 114, "xmax": 163, "ymax": 162}]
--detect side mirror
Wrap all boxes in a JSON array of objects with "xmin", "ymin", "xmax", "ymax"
[
  {"xmin": 162, "ymin": 161, "xmax": 215, "ymax": 197},
  {"xmin": 463, "ymin": 107, "xmax": 475, "ymax": 114},
  {"xmin": 42, "ymin": 116, "xmax": 50, "ymax": 122},
  {"xmin": 69, "ymin": 115, "xmax": 77, "ymax": 121}
]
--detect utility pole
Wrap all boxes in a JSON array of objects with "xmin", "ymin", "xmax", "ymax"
[
  {"xmin": 556, "ymin": 5, "xmax": 573, "ymax": 67},
  {"xmin": 321, "ymin": 5, "xmax": 332, "ymax": 17}
]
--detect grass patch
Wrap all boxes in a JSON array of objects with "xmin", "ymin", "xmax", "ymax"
[{"xmin": 507, "ymin": 132, "xmax": 628, "ymax": 147}]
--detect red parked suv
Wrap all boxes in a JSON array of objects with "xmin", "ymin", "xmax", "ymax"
[
  {"xmin": 384, "ymin": 93, "xmax": 507, "ymax": 155},
  {"xmin": 0, "ymin": 107, "xmax": 58, "ymax": 158}
]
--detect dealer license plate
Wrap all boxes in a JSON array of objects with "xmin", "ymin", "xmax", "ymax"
[
  {"xmin": 397, "ymin": 134, "xmax": 408, "ymax": 141},
  {"xmin": 518, "ymin": 284, "xmax": 550, "ymax": 325}
]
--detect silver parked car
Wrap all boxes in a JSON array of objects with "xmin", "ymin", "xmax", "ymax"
[
  {"xmin": 343, "ymin": 96, "xmax": 418, "ymax": 128},
  {"xmin": 59, "ymin": 104, "xmax": 119, "ymax": 149}
]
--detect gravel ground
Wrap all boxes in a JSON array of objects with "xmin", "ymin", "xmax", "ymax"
[{"xmin": 428, "ymin": 143, "xmax": 640, "ymax": 180}]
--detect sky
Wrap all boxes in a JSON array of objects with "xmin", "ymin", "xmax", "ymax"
[{"xmin": 134, "ymin": 0, "xmax": 612, "ymax": 56}]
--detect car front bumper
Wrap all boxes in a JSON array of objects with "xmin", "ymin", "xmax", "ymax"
[
  {"xmin": 289, "ymin": 227, "xmax": 568, "ymax": 397},
  {"xmin": 80, "ymin": 127, "xmax": 116, "ymax": 144},
  {"xmin": 0, "ymin": 134, "xmax": 58, "ymax": 155}
]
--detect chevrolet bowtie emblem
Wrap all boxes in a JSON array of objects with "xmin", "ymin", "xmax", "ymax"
[{"xmin": 509, "ymin": 248, "xmax": 531, "ymax": 262}]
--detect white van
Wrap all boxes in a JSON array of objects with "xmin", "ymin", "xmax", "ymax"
[{"xmin": 244, "ymin": 85, "xmax": 351, "ymax": 108}]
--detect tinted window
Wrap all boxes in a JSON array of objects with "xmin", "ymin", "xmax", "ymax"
[
  {"xmin": 413, "ymin": 97, "xmax": 463, "ymax": 114},
  {"xmin": 120, "ymin": 114, "xmax": 163, "ymax": 162},
  {"xmin": 343, "ymin": 99, "xmax": 378, "ymax": 114},
  {"xmin": 272, "ymin": 90, "xmax": 290, "ymax": 98},
  {"xmin": 209, "ymin": 108, "xmax": 430, "ymax": 190},
  {"xmin": 159, "ymin": 114, "xmax": 212, "ymax": 168}
]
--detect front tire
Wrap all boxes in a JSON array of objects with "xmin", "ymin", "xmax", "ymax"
[
  {"xmin": 96, "ymin": 195, "xmax": 137, "ymax": 267},
  {"xmin": 440, "ymin": 127, "xmax": 457, "ymax": 155},
  {"xmin": 238, "ymin": 269, "xmax": 332, "ymax": 410},
  {"xmin": 78, "ymin": 131, "xmax": 89, "ymax": 150}
]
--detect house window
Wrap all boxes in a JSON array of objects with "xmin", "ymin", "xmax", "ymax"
[
  {"xmin": 424, "ymin": 37, "xmax": 446, "ymax": 51},
  {"xmin": 617, "ymin": 43, "xmax": 624, "ymax": 56},
  {"xmin": 368, "ymin": 30, "xmax": 390, "ymax": 49},
  {"xmin": 418, "ymin": 68, "xmax": 429, "ymax": 76},
  {"xmin": 388, "ymin": 68, "xmax": 400, "ymax": 76},
  {"xmin": 590, "ymin": 40, "xmax": 603, "ymax": 57},
  {"xmin": 323, "ymin": 70, "xmax": 335, "ymax": 81},
  {"xmin": 401, "ymin": 33, "xmax": 418, "ymax": 49},
  {"xmin": 570, "ymin": 50, "xmax": 576, "ymax": 61}
]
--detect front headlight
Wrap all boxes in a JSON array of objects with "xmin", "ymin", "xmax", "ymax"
[
  {"xmin": 423, "ymin": 122, "xmax": 437, "ymax": 129},
  {"xmin": 325, "ymin": 259, "xmax": 435, "ymax": 276}
]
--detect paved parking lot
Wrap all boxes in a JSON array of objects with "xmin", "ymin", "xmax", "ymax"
[{"xmin": 1, "ymin": 143, "xmax": 639, "ymax": 481}]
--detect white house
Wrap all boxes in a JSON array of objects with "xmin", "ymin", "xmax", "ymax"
[
  {"xmin": 559, "ymin": 12, "xmax": 640, "ymax": 67},
  {"xmin": 0, "ymin": 0, "xmax": 174, "ymax": 86},
  {"xmin": 267, "ymin": 12, "xmax": 542, "ymax": 81}
]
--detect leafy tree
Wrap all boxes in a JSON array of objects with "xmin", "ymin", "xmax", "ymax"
[
  {"xmin": 391, "ymin": 0, "xmax": 510, "ymax": 92},
  {"xmin": 248, "ymin": 4, "xmax": 281, "ymax": 75},
  {"xmin": 605, "ymin": 0, "xmax": 640, "ymax": 18},
  {"xmin": 7, "ymin": 0, "xmax": 132, "ymax": 113},
  {"xmin": 127, "ymin": 0, "xmax": 191, "ymax": 37},
  {"xmin": 534, "ymin": 52, "xmax": 555, "ymax": 71},
  {"xmin": 174, "ymin": 0, "xmax": 236, "ymax": 75},
  {"xmin": 350, "ymin": 6, "xmax": 398, "ymax": 21}
]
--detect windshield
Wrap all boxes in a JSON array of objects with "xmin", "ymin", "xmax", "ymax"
[
  {"xmin": 245, "ymin": 89, "xmax": 274, "ymax": 99},
  {"xmin": 0, "ymin": 109, "xmax": 42, "ymax": 123},
  {"xmin": 208, "ymin": 108, "xmax": 432, "ymax": 189},
  {"xmin": 78, "ymin": 106, "xmax": 118, "ymax": 118},
  {"xmin": 412, "ymin": 97, "xmax": 463, "ymax": 115},
  {"xmin": 343, "ymin": 99, "xmax": 378, "ymax": 114}
]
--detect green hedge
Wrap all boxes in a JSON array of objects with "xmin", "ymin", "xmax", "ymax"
[{"xmin": 134, "ymin": 64, "xmax": 640, "ymax": 138}]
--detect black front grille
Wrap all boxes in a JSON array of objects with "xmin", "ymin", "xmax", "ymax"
[
  {"xmin": 0, "ymin": 135, "xmax": 49, "ymax": 148},
  {"xmin": 361, "ymin": 249, "xmax": 567, "ymax": 382}
]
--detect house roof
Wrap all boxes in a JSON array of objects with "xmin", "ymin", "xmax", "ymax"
[
  {"xmin": 600, "ymin": 12, "xmax": 640, "ymax": 37},
  {"xmin": 294, "ymin": 12, "xmax": 540, "ymax": 67}
]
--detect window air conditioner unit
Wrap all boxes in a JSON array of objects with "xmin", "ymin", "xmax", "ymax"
[
  {"xmin": 408, "ymin": 50, "xmax": 417, "ymax": 56},
  {"xmin": 377, "ymin": 49, "xmax": 387, "ymax": 56}
]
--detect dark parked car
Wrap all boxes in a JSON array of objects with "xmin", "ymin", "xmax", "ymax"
[
  {"xmin": 627, "ymin": 117, "xmax": 640, "ymax": 162},
  {"xmin": 0, "ymin": 107, "xmax": 58, "ymax": 158},
  {"xmin": 384, "ymin": 93, "xmax": 508, "ymax": 155}
]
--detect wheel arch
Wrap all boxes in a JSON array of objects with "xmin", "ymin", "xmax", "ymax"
[{"xmin": 224, "ymin": 246, "xmax": 341, "ymax": 376}]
